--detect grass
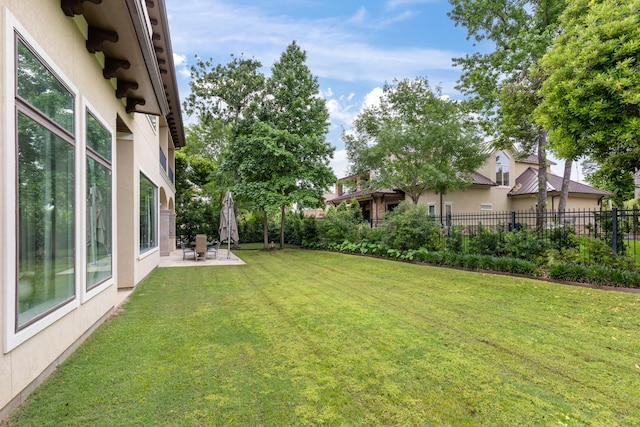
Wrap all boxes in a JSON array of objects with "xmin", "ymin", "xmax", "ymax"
[{"xmin": 4, "ymin": 249, "xmax": 640, "ymax": 426}]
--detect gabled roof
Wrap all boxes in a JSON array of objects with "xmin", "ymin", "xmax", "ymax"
[
  {"xmin": 516, "ymin": 154, "xmax": 557, "ymax": 166},
  {"xmin": 508, "ymin": 167, "xmax": 612, "ymax": 197},
  {"xmin": 470, "ymin": 172, "xmax": 497, "ymax": 186}
]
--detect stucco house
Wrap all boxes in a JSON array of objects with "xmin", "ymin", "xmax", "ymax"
[
  {"xmin": 1, "ymin": 0, "xmax": 184, "ymax": 419},
  {"xmin": 329, "ymin": 148, "xmax": 612, "ymax": 225}
]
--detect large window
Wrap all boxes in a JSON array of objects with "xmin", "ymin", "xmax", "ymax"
[
  {"xmin": 496, "ymin": 151, "xmax": 510, "ymax": 187},
  {"xmin": 140, "ymin": 173, "xmax": 158, "ymax": 254},
  {"xmin": 16, "ymin": 37, "xmax": 75, "ymax": 327},
  {"xmin": 86, "ymin": 112, "xmax": 112, "ymax": 290}
]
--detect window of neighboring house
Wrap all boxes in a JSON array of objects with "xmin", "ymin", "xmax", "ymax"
[
  {"xmin": 445, "ymin": 203, "xmax": 453, "ymax": 218},
  {"xmin": 444, "ymin": 203, "xmax": 453, "ymax": 226},
  {"xmin": 386, "ymin": 203, "xmax": 398, "ymax": 212},
  {"xmin": 427, "ymin": 203, "xmax": 436, "ymax": 217},
  {"xmin": 496, "ymin": 151, "xmax": 510, "ymax": 186},
  {"xmin": 16, "ymin": 37, "xmax": 76, "ymax": 328},
  {"xmin": 139, "ymin": 172, "xmax": 158, "ymax": 254},
  {"xmin": 480, "ymin": 203, "xmax": 493, "ymax": 211},
  {"xmin": 86, "ymin": 112, "xmax": 112, "ymax": 290}
]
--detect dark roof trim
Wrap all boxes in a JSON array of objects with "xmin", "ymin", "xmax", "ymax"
[
  {"xmin": 125, "ymin": 0, "xmax": 169, "ymax": 116},
  {"xmin": 151, "ymin": 0, "xmax": 186, "ymax": 147}
]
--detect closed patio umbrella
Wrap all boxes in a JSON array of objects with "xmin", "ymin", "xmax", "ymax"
[{"xmin": 219, "ymin": 191, "xmax": 239, "ymax": 259}]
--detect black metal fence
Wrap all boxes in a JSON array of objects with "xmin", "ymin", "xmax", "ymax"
[{"xmin": 370, "ymin": 208, "xmax": 640, "ymax": 260}]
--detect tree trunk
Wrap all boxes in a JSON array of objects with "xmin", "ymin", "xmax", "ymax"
[
  {"xmin": 557, "ymin": 158, "xmax": 573, "ymax": 224},
  {"xmin": 280, "ymin": 204, "xmax": 286, "ymax": 249},
  {"xmin": 536, "ymin": 130, "xmax": 548, "ymax": 231},
  {"xmin": 263, "ymin": 210, "xmax": 269, "ymax": 249}
]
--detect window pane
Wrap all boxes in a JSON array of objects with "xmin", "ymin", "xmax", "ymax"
[
  {"xmin": 140, "ymin": 173, "xmax": 157, "ymax": 253},
  {"xmin": 17, "ymin": 113, "xmax": 75, "ymax": 326},
  {"xmin": 17, "ymin": 40, "xmax": 74, "ymax": 133},
  {"xmin": 87, "ymin": 158, "xmax": 112, "ymax": 289},
  {"xmin": 86, "ymin": 112, "xmax": 111, "ymax": 162}
]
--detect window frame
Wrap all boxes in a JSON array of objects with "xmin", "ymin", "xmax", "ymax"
[
  {"xmin": 84, "ymin": 108, "xmax": 114, "ymax": 295},
  {"xmin": 4, "ymin": 19, "xmax": 81, "ymax": 351},
  {"xmin": 139, "ymin": 170, "xmax": 159, "ymax": 257},
  {"xmin": 495, "ymin": 150, "xmax": 511, "ymax": 187}
]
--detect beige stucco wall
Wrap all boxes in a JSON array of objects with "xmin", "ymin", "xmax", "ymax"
[
  {"xmin": 0, "ymin": 0, "xmax": 176, "ymax": 417},
  {"xmin": 415, "ymin": 185, "xmax": 513, "ymax": 214}
]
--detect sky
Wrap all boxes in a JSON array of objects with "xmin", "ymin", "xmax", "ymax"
[{"xmin": 163, "ymin": 0, "xmax": 579, "ymax": 181}]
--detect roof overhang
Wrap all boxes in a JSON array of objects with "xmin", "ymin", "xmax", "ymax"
[{"xmin": 61, "ymin": 0, "xmax": 185, "ymax": 147}]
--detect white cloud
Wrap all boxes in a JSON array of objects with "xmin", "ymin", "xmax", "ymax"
[
  {"xmin": 173, "ymin": 53, "xmax": 187, "ymax": 66},
  {"xmin": 330, "ymin": 149, "xmax": 349, "ymax": 179},
  {"xmin": 326, "ymin": 94, "xmax": 359, "ymax": 128},
  {"xmin": 363, "ymin": 87, "xmax": 384, "ymax": 110},
  {"xmin": 385, "ymin": 0, "xmax": 437, "ymax": 10},
  {"xmin": 166, "ymin": 0, "xmax": 463, "ymax": 86}
]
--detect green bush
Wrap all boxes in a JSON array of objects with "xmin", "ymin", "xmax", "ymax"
[
  {"xmin": 547, "ymin": 224, "xmax": 578, "ymax": 252},
  {"xmin": 382, "ymin": 201, "xmax": 443, "ymax": 251},
  {"xmin": 502, "ymin": 228, "xmax": 547, "ymax": 260},
  {"xmin": 316, "ymin": 200, "xmax": 367, "ymax": 246},
  {"xmin": 469, "ymin": 224, "xmax": 504, "ymax": 257},
  {"xmin": 445, "ymin": 226, "xmax": 466, "ymax": 253}
]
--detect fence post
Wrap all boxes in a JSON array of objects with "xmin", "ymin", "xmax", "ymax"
[
  {"xmin": 510, "ymin": 211, "xmax": 516, "ymax": 231},
  {"xmin": 611, "ymin": 207, "xmax": 618, "ymax": 254}
]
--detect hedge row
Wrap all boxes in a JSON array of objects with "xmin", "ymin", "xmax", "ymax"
[{"xmin": 309, "ymin": 239, "xmax": 640, "ymax": 289}]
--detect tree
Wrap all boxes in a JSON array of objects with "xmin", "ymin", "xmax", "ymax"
[
  {"xmin": 448, "ymin": 0, "xmax": 567, "ymax": 223},
  {"xmin": 181, "ymin": 54, "xmax": 266, "ymax": 243},
  {"xmin": 260, "ymin": 41, "xmax": 335, "ymax": 248},
  {"xmin": 174, "ymin": 150, "xmax": 219, "ymax": 241},
  {"xmin": 534, "ymin": 0, "xmax": 640, "ymax": 180},
  {"xmin": 344, "ymin": 77, "xmax": 486, "ymax": 220},
  {"xmin": 226, "ymin": 121, "xmax": 295, "ymax": 248},
  {"xmin": 582, "ymin": 159, "xmax": 634, "ymax": 207}
]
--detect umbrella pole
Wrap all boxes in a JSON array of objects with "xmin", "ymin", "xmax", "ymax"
[{"xmin": 227, "ymin": 198, "xmax": 231, "ymax": 259}]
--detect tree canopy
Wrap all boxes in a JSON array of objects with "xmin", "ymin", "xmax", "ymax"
[
  {"xmin": 448, "ymin": 0, "xmax": 567, "ymax": 214},
  {"xmin": 344, "ymin": 77, "xmax": 486, "ymax": 205},
  {"xmin": 535, "ymin": 0, "xmax": 640, "ymax": 177},
  {"xmin": 185, "ymin": 42, "xmax": 335, "ymax": 247}
]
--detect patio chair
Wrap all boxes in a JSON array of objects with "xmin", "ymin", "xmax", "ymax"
[
  {"xmin": 195, "ymin": 234, "xmax": 207, "ymax": 261},
  {"xmin": 207, "ymin": 240, "xmax": 221, "ymax": 259},
  {"xmin": 182, "ymin": 241, "xmax": 195, "ymax": 260}
]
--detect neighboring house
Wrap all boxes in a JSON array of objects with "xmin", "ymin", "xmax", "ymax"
[
  {"xmin": 0, "ymin": 0, "xmax": 185, "ymax": 419},
  {"xmin": 328, "ymin": 149, "xmax": 612, "ymax": 224}
]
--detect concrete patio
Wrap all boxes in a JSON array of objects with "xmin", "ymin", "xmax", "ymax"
[{"xmin": 159, "ymin": 248, "xmax": 246, "ymax": 268}]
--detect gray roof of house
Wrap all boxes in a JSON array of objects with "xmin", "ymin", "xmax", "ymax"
[{"xmin": 508, "ymin": 167, "xmax": 612, "ymax": 197}]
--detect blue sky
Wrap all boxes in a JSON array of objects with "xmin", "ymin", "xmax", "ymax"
[
  {"xmin": 164, "ymin": 0, "xmax": 580, "ymax": 182},
  {"xmin": 164, "ymin": 0, "xmax": 476, "ymax": 179}
]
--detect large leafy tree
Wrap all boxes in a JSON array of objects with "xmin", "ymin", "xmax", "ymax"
[
  {"xmin": 259, "ymin": 41, "xmax": 335, "ymax": 248},
  {"xmin": 181, "ymin": 55, "xmax": 266, "ymax": 242},
  {"xmin": 448, "ymin": 0, "xmax": 567, "ymax": 219},
  {"xmin": 344, "ymin": 77, "xmax": 486, "ymax": 218},
  {"xmin": 535, "ymin": 0, "xmax": 640, "ymax": 180},
  {"xmin": 581, "ymin": 159, "xmax": 634, "ymax": 207}
]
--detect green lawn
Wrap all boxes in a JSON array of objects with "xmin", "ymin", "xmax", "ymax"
[{"xmin": 5, "ymin": 250, "xmax": 640, "ymax": 426}]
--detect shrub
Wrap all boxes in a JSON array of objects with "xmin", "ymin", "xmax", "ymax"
[
  {"xmin": 502, "ymin": 228, "xmax": 547, "ymax": 260},
  {"xmin": 445, "ymin": 226, "xmax": 466, "ymax": 254},
  {"xmin": 469, "ymin": 224, "xmax": 504, "ymax": 257},
  {"xmin": 316, "ymin": 200, "xmax": 367, "ymax": 246},
  {"xmin": 547, "ymin": 224, "xmax": 578, "ymax": 252},
  {"xmin": 382, "ymin": 201, "xmax": 443, "ymax": 251}
]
